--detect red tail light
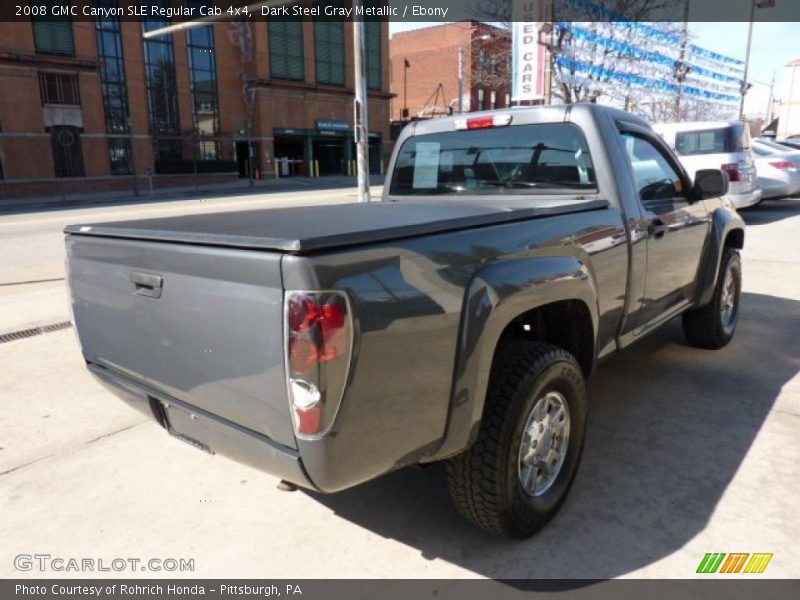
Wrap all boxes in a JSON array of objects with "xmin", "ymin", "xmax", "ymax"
[
  {"xmin": 454, "ymin": 114, "xmax": 513, "ymax": 130},
  {"xmin": 288, "ymin": 295, "xmax": 347, "ymax": 372},
  {"xmin": 770, "ymin": 161, "xmax": 795, "ymax": 170},
  {"xmin": 720, "ymin": 163, "xmax": 741, "ymax": 182},
  {"xmin": 285, "ymin": 291, "xmax": 352, "ymax": 438}
]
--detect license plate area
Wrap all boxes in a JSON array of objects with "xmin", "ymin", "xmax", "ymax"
[{"xmin": 162, "ymin": 402, "xmax": 213, "ymax": 454}]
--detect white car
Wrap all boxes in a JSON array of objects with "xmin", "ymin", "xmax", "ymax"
[
  {"xmin": 774, "ymin": 138, "xmax": 800, "ymax": 151},
  {"xmin": 754, "ymin": 138, "xmax": 800, "ymax": 169},
  {"xmin": 751, "ymin": 140, "xmax": 800, "ymax": 199},
  {"xmin": 654, "ymin": 121, "xmax": 762, "ymax": 209}
]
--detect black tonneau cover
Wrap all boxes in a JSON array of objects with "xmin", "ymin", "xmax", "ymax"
[{"xmin": 64, "ymin": 200, "xmax": 608, "ymax": 254}]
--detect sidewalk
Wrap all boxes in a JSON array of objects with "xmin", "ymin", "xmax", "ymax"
[{"xmin": 0, "ymin": 174, "xmax": 385, "ymax": 215}]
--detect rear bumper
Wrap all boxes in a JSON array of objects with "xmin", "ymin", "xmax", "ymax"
[
  {"xmin": 88, "ymin": 362, "xmax": 318, "ymax": 491},
  {"xmin": 730, "ymin": 188, "xmax": 763, "ymax": 209}
]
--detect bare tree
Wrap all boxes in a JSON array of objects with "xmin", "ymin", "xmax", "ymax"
[{"xmin": 470, "ymin": 24, "xmax": 513, "ymax": 93}]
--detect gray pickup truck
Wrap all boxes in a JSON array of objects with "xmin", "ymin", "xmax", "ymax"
[{"xmin": 65, "ymin": 104, "xmax": 744, "ymax": 538}]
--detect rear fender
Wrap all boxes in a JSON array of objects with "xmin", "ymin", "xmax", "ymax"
[{"xmin": 429, "ymin": 255, "xmax": 599, "ymax": 461}]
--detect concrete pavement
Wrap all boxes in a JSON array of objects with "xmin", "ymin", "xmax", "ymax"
[{"xmin": 0, "ymin": 197, "xmax": 799, "ymax": 579}]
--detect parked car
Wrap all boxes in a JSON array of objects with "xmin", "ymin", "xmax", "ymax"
[
  {"xmin": 751, "ymin": 140, "xmax": 800, "ymax": 199},
  {"xmin": 65, "ymin": 105, "xmax": 745, "ymax": 538},
  {"xmin": 654, "ymin": 121, "xmax": 762, "ymax": 209},
  {"xmin": 773, "ymin": 138, "xmax": 800, "ymax": 151},
  {"xmin": 754, "ymin": 138, "xmax": 800, "ymax": 166}
]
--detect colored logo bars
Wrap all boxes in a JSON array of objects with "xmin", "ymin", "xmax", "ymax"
[{"xmin": 696, "ymin": 553, "xmax": 773, "ymax": 574}]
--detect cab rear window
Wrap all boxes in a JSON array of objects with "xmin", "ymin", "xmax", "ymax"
[
  {"xmin": 389, "ymin": 123, "xmax": 597, "ymax": 196},
  {"xmin": 675, "ymin": 124, "xmax": 750, "ymax": 156}
]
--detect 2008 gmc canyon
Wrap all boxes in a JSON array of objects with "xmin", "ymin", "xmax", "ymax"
[{"xmin": 65, "ymin": 105, "xmax": 744, "ymax": 538}]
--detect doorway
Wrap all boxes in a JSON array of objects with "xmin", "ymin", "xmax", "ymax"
[
  {"xmin": 235, "ymin": 141, "xmax": 259, "ymax": 178},
  {"xmin": 313, "ymin": 139, "xmax": 346, "ymax": 175},
  {"xmin": 274, "ymin": 136, "xmax": 306, "ymax": 176}
]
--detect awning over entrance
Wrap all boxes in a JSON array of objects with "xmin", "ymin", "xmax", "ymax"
[{"xmin": 273, "ymin": 123, "xmax": 382, "ymax": 176}]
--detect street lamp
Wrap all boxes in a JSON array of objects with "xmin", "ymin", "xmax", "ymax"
[
  {"xmin": 740, "ymin": 0, "xmax": 776, "ymax": 119},
  {"xmin": 674, "ymin": 60, "xmax": 693, "ymax": 120},
  {"xmin": 675, "ymin": 0, "xmax": 692, "ymax": 121}
]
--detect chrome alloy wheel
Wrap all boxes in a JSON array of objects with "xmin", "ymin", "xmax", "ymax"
[
  {"xmin": 518, "ymin": 391, "xmax": 571, "ymax": 497},
  {"xmin": 720, "ymin": 263, "xmax": 738, "ymax": 334}
]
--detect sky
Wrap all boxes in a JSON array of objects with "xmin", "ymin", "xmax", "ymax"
[
  {"xmin": 389, "ymin": 20, "xmax": 800, "ymax": 119},
  {"xmin": 690, "ymin": 21, "xmax": 799, "ymax": 118}
]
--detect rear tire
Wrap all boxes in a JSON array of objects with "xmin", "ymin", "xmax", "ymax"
[
  {"xmin": 446, "ymin": 342, "xmax": 588, "ymax": 538},
  {"xmin": 682, "ymin": 246, "xmax": 741, "ymax": 349}
]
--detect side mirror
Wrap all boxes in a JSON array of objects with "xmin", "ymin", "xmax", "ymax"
[{"xmin": 694, "ymin": 169, "xmax": 729, "ymax": 200}]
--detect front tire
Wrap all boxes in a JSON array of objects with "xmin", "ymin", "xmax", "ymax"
[
  {"xmin": 682, "ymin": 246, "xmax": 742, "ymax": 349},
  {"xmin": 446, "ymin": 342, "xmax": 588, "ymax": 538}
]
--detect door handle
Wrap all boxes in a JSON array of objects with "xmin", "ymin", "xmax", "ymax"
[
  {"xmin": 648, "ymin": 218, "xmax": 668, "ymax": 239},
  {"xmin": 130, "ymin": 272, "xmax": 163, "ymax": 298}
]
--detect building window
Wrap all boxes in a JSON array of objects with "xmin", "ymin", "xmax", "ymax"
[
  {"xmin": 39, "ymin": 72, "xmax": 80, "ymax": 105},
  {"xmin": 269, "ymin": 20, "xmax": 304, "ymax": 81},
  {"xmin": 186, "ymin": 2, "xmax": 220, "ymax": 160},
  {"xmin": 107, "ymin": 138, "xmax": 132, "ymax": 175},
  {"xmin": 50, "ymin": 126, "xmax": 85, "ymax": 177},
  {"xmin": 32, "ymin": 12, "xmax": 74, "ymax": 56},
  {"xmin": 143, "ymin": 2, "xmax": 181, "ymax": 160},
  {"xmin": 95, "ymin": 1, "xmax": 131, "ymax": 174},
  {"xmin": 365, "ymin": 21, "xmax": 381, "ymax": 91},
  {"xmin": 155, "ymin": 140, "xmax": 182, "ymax": 161},
  {"xmin": 315, "ymin": 20, "xmax": 345, "ymax": 86}
]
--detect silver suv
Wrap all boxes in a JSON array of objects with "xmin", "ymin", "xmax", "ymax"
[{"xmin": 654, "ymin": 121, "xmax": 762, "ymax": 209}]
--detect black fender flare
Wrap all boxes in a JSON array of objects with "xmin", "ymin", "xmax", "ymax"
[{"xmin": 695, "ymin": 207, "xmax": 745, "ymax": 307}]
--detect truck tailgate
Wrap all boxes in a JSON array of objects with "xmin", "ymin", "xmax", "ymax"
[{"xmin": 66, "ymin": 235, "xmax": 296, "ymax": 449}]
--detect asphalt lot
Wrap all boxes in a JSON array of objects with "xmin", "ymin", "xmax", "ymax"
[{"xmin": 1, "ymin": 193, "xmax": 799, "ymax": 579}]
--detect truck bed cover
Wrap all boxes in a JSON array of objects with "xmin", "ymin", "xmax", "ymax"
[{"xmin": 64, "ymin": 199, "xmax": 608, "ymax": 254}]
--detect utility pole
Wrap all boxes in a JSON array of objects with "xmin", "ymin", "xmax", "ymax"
[
  {"xmin": 675, "ymin": 0, "xmax": 691, "ymax": 121},
  {"xmin": 458, "ymin": 45, "xmax": 465, "ymax": 114},
  {"xmin": 546, "ymin": 0, "xmax": 556, "ymax": 105},
  {"xmin": 126, "ymin": 116, "xmax": 139, "ymax": 197},
  {"xmin": 246, "ymin": 86, "xmax": 255, "ymax": 187},
  {"xmin": 740, "ymin": 1, "xmax": 776, "ymax": 120},
  {"xmin": 352, "ymin": 1, "xmax": 370, "ymax": 203},
  {"xmin": 403, "ymin": 57, "xmax": 409, "ymax": 119},
  {"xmin": 739, "ymin": 1, "xmax": 757, "ymax": 119},
  {"xmin": 766, "ymin": 71, "xmax": 776, "ymax": 121}
]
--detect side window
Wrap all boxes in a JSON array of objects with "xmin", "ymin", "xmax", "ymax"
[{"xmin": 621, "ymin": 133, "xmax": 686, "ymax": 209}]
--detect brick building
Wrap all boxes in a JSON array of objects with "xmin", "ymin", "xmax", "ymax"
[
  {"xmin": 0, "ymin": 5, "xmax": 391, "ymax": 198},
  {"xmin": 389, "ymin": 22, "xmax": 511, "ymax": 123}
]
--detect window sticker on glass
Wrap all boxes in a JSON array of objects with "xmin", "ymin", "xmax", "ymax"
[{"xmin": 412, "ymin": 142, "xmax": 440, "ymax": 189}]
